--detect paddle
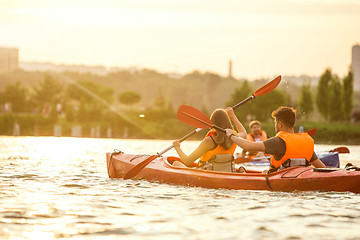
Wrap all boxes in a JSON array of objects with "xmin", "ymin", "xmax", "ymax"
[
  {"xmin": 177, "ymin": 105, "xmax": 226, "ymax": 133},
  {"xmin": 306, "ymin": 128, "xmax": 317, "ymax": 137},
  {"xmin": 330, "ymin": 146, "xmax": 350, "ymax": 154},
  {"xmin": 123, "ymin": 75, "xmax": 281, "ymax": 179},
  {"xmin": 123, "ymin": 128, "xmax": 202, "ymax": 179},
  {"xmin": 178, "ymin": 105, "xmax": 230, "ymax": 132},
  {"xmin": 178, "ymin": 107, "xmax": 317, "ymax": 135},
  {"xmin": 232, "ymin": 75, "xmax": 281, "ymax": 108}
]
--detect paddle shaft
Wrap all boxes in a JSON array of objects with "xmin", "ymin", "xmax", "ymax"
[
  {"xmin": 159, "ymin": 128, "xmax": 202, "ymax": 155},
  {"xmin": 231, "ymin": 95, "xmax": 255, "ymax": 110}
]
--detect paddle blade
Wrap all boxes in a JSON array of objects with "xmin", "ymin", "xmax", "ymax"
[
  {"xmin": 177, "ymin": 105, "xmax": 212, "ymax": 129},
  {"xmin": 330, "ymin": 147, "xmax": 350, "ymax": 154},
  {"xmin": 123, "ymin": 155, "xmax": 158, "ymax": 180},
  {"xmin": 306, "ymin": 128, "xmax": 317, "ymax": 137},
  {"xmin": 253, "ymin": 75, "xmax": 281, "ymax": 97}
]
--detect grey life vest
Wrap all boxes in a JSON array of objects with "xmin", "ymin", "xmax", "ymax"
[{"xmin": 199, "ymin": 154, "xmax": 235, "ymax": 172}]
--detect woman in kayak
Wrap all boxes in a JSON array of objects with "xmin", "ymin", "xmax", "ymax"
[
  {"xmin": 172, "ymin": 107, "xmax": 247, "ymax": 172},
  {"xmin": 226, "ymin": 106, "xmax": 326, "ymax": 173}
]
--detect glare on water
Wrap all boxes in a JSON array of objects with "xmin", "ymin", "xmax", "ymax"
[{"xmin": 1, "ymin": 136, "xmax": 360, "ymax": 240}]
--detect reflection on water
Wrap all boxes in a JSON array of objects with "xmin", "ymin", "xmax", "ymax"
[{"xmin": 1, "ymin": 136, "xmax": 360, "ymax": 239}]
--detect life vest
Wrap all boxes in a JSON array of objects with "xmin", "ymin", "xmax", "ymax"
[
  {"xmin": 200, "ymin": 129, "xmax": 237, "ymax": 164},
  {"xmin": 246, "ymin": 130, "xmax": 267, "ymax": 142},
  {"xmin": 269, "ymin": 131, "xmax": 314, "ymax": 171},
  {"xmin": 246, "ymin": 130, "xmax": 268, "ymax": 157},
  {"xmin": 201, "ymin": 154, "xmax": 235, "ymax": 172}
]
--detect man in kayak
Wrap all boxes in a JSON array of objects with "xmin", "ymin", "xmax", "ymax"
[
  {"xmin": 226, "ymin": 106, "xmax": 326, "ymax": 173},
  {"xmin": 172, "ymin": 107, "xmax": 247, "ymax": 172},
  {"xmin": 239, "ymin": 120, "xmax": 268, "ymax": 158}
]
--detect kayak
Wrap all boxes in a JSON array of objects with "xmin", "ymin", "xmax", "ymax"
[
  {"xmin": 238, "ymin": 151, "xmax": 340, "ymax": 167},
  {"xmin": 106, "ymin": 152, "xmax": 360, "ymax": 194}
]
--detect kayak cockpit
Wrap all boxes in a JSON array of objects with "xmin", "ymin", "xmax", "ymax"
[{"xmin": 163, "ymin": 156, "xmax": 262, "ymax": 174}]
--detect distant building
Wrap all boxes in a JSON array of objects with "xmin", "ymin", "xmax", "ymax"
[
  {"xmin": 352, "ymin": 44, "xmax": 360, "ymax": 91},
  {"xmin": 20, "ymin": 61, "xmax": 109, "ymax": 75},
  {"xmin": 0, "ymin": 46, "xmax": 19, "ymax": 73},
  {"xmin": 228, "ymin": 59, "xmax": 232, "ymax": 78}
]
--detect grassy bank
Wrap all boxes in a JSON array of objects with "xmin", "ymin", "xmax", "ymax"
[{"xmin": 1, "ymin": 113, "xmax": 359, "ymax": 145}]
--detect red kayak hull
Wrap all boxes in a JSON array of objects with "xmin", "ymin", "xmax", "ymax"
[{"xmin": 106, "ymin": 152, "xmax": 360, "ymax": 193}]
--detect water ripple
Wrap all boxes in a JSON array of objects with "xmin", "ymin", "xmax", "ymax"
[{"xmin": 1, "ymin": 137, "xmax": 360, "ymax": 240}]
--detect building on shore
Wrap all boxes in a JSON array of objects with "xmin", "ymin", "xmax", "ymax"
[
  {"xmin": 352, "ymin": 44, "xmax": 360, "ymax": 91},
  {"xmin": 228, "ymin": 59, "xmax": 232, "ymax": 79},
  {"xmin": 0, "ymin": 46, "xmax": 19, "ymax": 73}
]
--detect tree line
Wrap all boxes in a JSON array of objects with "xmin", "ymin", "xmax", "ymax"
[
  {"xmin": 314, "ymin": 68, "xmax": 354, "ymax": 121},
  {"xmin": 0, "ymin": 67, "xmax": 357, "ymax": 140}
]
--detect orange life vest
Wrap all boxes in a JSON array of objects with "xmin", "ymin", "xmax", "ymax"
[
  {"xmin": 246, "ymin": 130, "xmax": 268, "ymax": 157},
  {"xmin": 246, "ymin": 130, "xmax": 267, "ymax": 142},
  {"xmin": 270, "ymin": 131, "xmax": 314, "ymax": 171},
  {"xmin": 200, "ymin": 129, "xmax": 237, "ymax": 163}
]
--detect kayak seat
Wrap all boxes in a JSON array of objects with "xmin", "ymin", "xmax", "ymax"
[{"xmin": 201, "ymin": 154, "xmax": 235, "ymax": 172}]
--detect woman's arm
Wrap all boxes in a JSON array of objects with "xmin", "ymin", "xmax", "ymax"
[
  {"xmin": 173, "ymin": 137, "xmax": 214, "ymax": 166},
  {"xmin": 225, "ymin": 107, "xmax": 247, "ymax": 138}
]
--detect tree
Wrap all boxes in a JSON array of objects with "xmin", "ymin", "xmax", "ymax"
[
  {"xmin": 118, "ymin": 90, "xmax": 141, "ymax": 106},
  {"xmin": 153, "ymin": 86, "xmax": 166, "ymax": 109},
  {"xmin": 32, "ymin": 75, "xmax": 63, "ymax": 108},
  {"xmin": 328, "ymin": 75, "xmax": 343, "ymax": 121},
  {"xmin": 342, "ymin": 68, "xmax": 354, "ymax": 121},
  {"xmin": 0, "ymin": 82, "xmax": 31, "ymax": 113},
  {"xmin": 225, "ymin": 80, "xmax": 253, "ymax": 121},
  {"xmin": 49, "ymin": 101, "xmax": 58, "ymax": 122},
  {"xmin": 316, "ymin": 69, "xmax": 332, "ymax": 120},
  {"xmin": 66, "ymin": 79, "xmax": 114, "ymax": 122},
  {"xmin": 76, "ymin": 100, "xmax": 88, "ymax": 122},
  {"xmin": 66, "ymin": 79, "xmax": 114, "ymax": 106},
  {"xmin": 65, "ymin": 104, "xmax": 75, "ymax": 122},
  {"xmin": 299, "ymin": 84, "xmax": 314, "ymax": 120},
  {"xmin": 253, "ymin": 90, "xmax": 287, "ymax": 122}
]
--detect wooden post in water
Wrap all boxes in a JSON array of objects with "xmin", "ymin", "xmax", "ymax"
[
  {"xmin": 13, "ymin": 122, "xmax": 20, "ymax": 136},
  {"xmin": 71, "ymin": 125, "xmax": 82, "ymax": 137},
  {"xmin": 54, "ymin": 124, "xmax": 62, "ymax": 137},
  {"xmin": 107, "ymin": 127, "xmax": 112, "ymax": 138}
]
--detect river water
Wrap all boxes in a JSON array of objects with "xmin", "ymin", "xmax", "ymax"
[{"xmin": 1, "ymin": 136, "xmax": 360, "ymax": 240}]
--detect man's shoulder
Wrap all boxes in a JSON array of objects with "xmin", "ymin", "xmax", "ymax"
[
  {"xmin": 264, "ymin": 136, "xmax": 283, "ymax": 144},
  {"xmin": 263, "ymin": 136, "xmax": 286, "ymax": 156}
]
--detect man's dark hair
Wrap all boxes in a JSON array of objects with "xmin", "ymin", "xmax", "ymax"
[{"xmin": 271, "ymin": 107, "xmax": 296, "ymax": 128}]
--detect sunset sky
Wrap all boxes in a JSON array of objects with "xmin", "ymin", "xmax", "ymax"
[{"xmin": 1, "ymin": 0, "xmax": 359, "ymax": 79}]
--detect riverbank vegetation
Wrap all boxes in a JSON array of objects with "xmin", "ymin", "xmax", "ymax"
[{"xmin": 0, "ymin": 68, "xmax": 359, "ymax": 144}]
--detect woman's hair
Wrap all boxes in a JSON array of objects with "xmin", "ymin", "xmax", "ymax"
[{"xmin": 210, "ymin": 109, "xmax": 233, "ymax": 150}]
